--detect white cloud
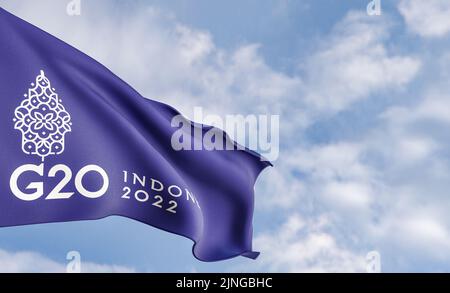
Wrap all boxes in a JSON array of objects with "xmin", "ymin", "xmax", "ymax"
[
  {"xmin": 302, "ymin": 12, "xmax": 421, "ymax": 114},
  {"xmin": 255, "ymin": 160, "xmax": 305, "ymax": 210},
  {"xmin": 248, "ymin": 11, "xmax": 427, "ymax": 272},
  {"xmin": 399, "ymin": 0, "xmax": 450, "ymax": 38},
  {"xmin": 281, "ymin": 142, "xmax": 379, "ymax": 217},
  {"xmin": 289, "ymin": 143, "xmax": 372, "ymax": 182},
  {"xmin": 393, "ymin": 215, "xmax": 450, "ymax": 254},
  {"xmin": 322, "ymin": 181, "xmax": 373, "ymax": 210},
  {"xmin": 253, "ymin": 215, "xmax": 366, "ymax": 272},
  {"xmin": 382, "ymin": 92, "xmax": 450, "ymax": 126},
  {"xmin": 253, "ymin": 53, "xmax": 450, "ymax": 271},
  {"xmin": 0, "ymin": 249, "xmax": 135, "ymax": 273}
]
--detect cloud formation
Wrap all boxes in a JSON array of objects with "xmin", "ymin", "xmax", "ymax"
[
  {"xmin": 0, "ymin": 249, "xmax": 135, "ymax": 273},
  {"xmin": 399, "ymin": 0, "xmax": 450, "ymax": 37},
  {"xmin": 302, "ymin": 12, "xmax": 421, "ymax": 115},
  {"xmin": 253, "ymin": 214, "xmax": 366, "ymax": 272}
]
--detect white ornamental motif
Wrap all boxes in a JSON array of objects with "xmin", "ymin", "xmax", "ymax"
[{"xmin": 13, "ymin": 70, "xmax": 72, "ymax": 162}]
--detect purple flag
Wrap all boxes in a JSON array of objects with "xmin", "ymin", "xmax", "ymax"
[{"xmin": 0, "ymin": 7, "xmax": 270, "ymax": 261}]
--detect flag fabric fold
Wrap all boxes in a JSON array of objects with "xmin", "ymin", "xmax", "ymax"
[{"xmin": 0, "ymin": 7, "xmax": 270, "ymax": 261}]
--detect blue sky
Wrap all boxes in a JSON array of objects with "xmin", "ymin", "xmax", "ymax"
[{"xmin": 0, "ymin": 0, "xmax": 450, "ymax": 272}]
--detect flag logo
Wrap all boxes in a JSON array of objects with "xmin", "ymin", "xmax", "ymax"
[
  {"xmin": 1, "ymin": 7, "xmax": 270, "ymax": 261},
  {"xmin": 13, "ymin": 70, "xmax": 72, "ymax": 161}
]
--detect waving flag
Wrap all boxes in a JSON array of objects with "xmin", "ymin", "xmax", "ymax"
[{"xmin": 0, "ymin": 7, "xmax": 270, "ymax": 261}]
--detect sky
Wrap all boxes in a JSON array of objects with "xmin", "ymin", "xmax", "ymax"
[{"xmin": 0, "ymin": 0, "xmax": 449, "ymax": 272}]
